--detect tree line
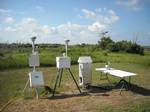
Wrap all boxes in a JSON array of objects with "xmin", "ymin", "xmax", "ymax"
[
  {"xmin": 98, "ymin": 36, "xmax": 144, "ymax": 55},
  {"xmin": 0, "ymin": 36, "xmax": 146, "ymax": 55}
]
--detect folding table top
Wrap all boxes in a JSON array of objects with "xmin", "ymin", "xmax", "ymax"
[{"xmin": 96, "ymin": 68, "xmax": 137, "ymax": 78}]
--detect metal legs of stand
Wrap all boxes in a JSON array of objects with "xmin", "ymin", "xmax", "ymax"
[
  {"xmin": 23, "ymin": 78, "xmax": 39, "ymax": 99},
  {"xmin": 35, "ymin": 88, "xmax": 39, "ymax": 99},
  {"xmin": 53, "ymin": 68, "xmax": 81, "ymax": 96},
  {"xmin": 23, "ymin": 78, "xmax": 30, "ymax": 93},
  {"xmin": 68, "ymin": 69, "xmax": 82, "ymax": 93},
  {"xmin": 58, "ymin": 69, "xmax": 63, "ymax": 87},
  {"xmin": 53, "ymin": 69, "xmax": 61, "ymax": 96},
  {"xmin": 116, "ymin": 77, "xmax": 131, "ymax": 95}
]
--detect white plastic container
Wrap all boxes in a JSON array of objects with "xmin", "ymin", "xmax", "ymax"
[
  {"xmin": 29, "ymin": 52, "xmax": 40, "ymax": 67},
  {"xmin": 56, "ymin": 56, "xmax": 71, "ymax": 69},
  {"xmin": 78, "ymin": 56, "xmax": 92, "ymax": 86},
  {"xmin": 29, "ymin": 71, "xmax": 44, "ymax": 88}
]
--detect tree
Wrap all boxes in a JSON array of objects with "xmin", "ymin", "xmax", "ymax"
[
  {"xmin": 98, "ymin": 37, "xmax": 113, "ymax": 49},
  {"xmin": 107, "ymin": 42, "xmax": 120, "ymax": 52},
  {"xmin": 115, "ymin": 40, "xmax": 132, "ymax": 51},
  {"xmin": 126, "ymin": 43, "xmax": 144, "ymax": 55}
]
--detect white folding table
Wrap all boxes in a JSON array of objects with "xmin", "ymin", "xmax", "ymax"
[{"xmin": 96, "ymin": 68, "xmax": 137, "ymax": 94}]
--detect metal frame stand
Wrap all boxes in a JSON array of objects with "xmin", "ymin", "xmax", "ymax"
[
  {"xmin": 115, "ymin": 77, "xmax": 131, "ymax": 95},
  {"xmin": 23, "ymin": 71, "xmax": 40, "ymax": 99},
  {"xmin": 23, "ymin": 78, "xmax": 30, "ymax": 93},
  {"xmin": 53, "ymin": 68, "xmax": 81, "ymax": 96}
]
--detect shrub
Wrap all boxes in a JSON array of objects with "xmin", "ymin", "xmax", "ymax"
[
  {"xmin": 98, "ymin": 37, "xmax": 144, "ymax": 55},
  {"xmin": 98, "ymin": 37, "xmax": 114, "ymax": 49},
  {"xmin": 127, "ymin": 43, "xmax": 144, "ymax": 55},
  {"xmin": 107, "ymin": 42, "xmax": 120, "ymax": 52}
]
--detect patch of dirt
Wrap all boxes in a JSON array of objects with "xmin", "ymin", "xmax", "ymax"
[{"xmin": 3, "ymin": 90, "xmax": 142, "ymax": 112}]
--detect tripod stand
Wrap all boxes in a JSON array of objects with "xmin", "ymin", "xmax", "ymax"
[{"xmin": 53, "ymin": 68, "xmax": 81, "ymax": 96}]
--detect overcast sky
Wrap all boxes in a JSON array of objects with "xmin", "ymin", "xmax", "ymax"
[{"xmin": 0, "ymin": 0, "xmax": 150, "ymax": 45}]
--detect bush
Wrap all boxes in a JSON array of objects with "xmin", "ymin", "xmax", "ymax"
[
  {"xmin": 98, "ymin": 37, "xmax": 144, "ymax": 55},
  {"xmin": 98, "ymin": 37, "xmax": 113, "ymax": 50},
  {"xmin": 127, "ymin": 43, "xmax": 144, "ymax": 55},
  {"xmin": 107, "ymin": 42, "xmax": 120, "ymax": 52}
]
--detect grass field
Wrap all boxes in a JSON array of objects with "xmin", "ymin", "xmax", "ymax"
[
  {"xmin": 0, "ymin": 46, "xmax": 150, "ymax": 69},
  {"xmin": 0, "ymin": 62, "xmax": 150, "ymax": 112},
  {"xmin": 0, "ymin": 46, "xmax": 150, "ymax": 112}
]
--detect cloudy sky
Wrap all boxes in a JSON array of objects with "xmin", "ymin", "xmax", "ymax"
[{"xmin": 0, "ymin": 0, "xmax": 150, "ymax": 45}]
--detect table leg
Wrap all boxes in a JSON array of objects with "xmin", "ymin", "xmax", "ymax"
[
  {"xmin": 128, "ymin": 76, "xmax": 131, "ymax": 89},
  {"xmin": 118, "ymin": 78, "xmax": 131, "ymax": 95},
  {"xmin": 119, "ymin": 81, "xmax": 125, "ymax": 95},
  {"xmin": 99, "ymin": 72, "xmax": 112, "ymax": 86}
]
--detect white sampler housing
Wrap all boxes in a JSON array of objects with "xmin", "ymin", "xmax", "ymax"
[
  {"xmin": 29, "ymin": 71, "xmax": 44, "ymax": 88},
  {"xmin": 29, "ymin": 52, "xmax": 40, "ymax": 67},
  {"xmin": 78, "ymin": 56, "xmax": 92, "ymax": 87},
  {"xmin": 56, "ymin": 39, "xmax": 71, "ymax": 69},
  {"xmin": 56, "ymin": 56, "xmax": 71, "ymax": 69}
]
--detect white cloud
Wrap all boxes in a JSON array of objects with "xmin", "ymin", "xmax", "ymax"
[
  {"xmin": 0, "ymin": 9, "xmax": 12, "ymax": 16},
  {"xmin": 0, "ymin": 8, "xmax": 119, "ymax": 44},
  {"xmin": 16, "ymin": 17, "xmax": 38, "ymax": 33},
  {"xmin": 82, "ymin": 9, "xmax": 96, "ymax": 20},
  {"xmin": 88, "ymin": 22, "xmax": 108, "ymax": 32},
  {"xmin": 0, "ymin": 9, "xmax": 12, "ymax": 14},
  {"xmin": 115, "ymin": 0, "xmax": 149, "ymax": 10},
  {"xmin": 4, "ymin": 27, "xmax": 16, "ymax": 32},
  {"xmin": 82, "ymin": 8, "xmax": 119, "ymax": 32},
  {"xmin": 2, "ymin": 17, "xmax": 15, "ymax": 24},
  {"xmin": 42, "ymin": 25, "xmax": 56, "ymax": 34},
  {"xmin": 57, "ymin": 22, "xmax": 86, "ymax": 32}
]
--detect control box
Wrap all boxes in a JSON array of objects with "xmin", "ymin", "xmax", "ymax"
[{"xmin": 56, "ymin": 56, "xmax": 71, "ymax": 68}]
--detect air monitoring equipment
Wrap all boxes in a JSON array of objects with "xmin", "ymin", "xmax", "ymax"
[
  {"xmin": 53, "ymin": 40, "xmax": 81, "ymax": 96},
  {"xmin": 23, "ymin": 37, "xmax": 44, "ymax": 99},
  {"xmin": 29, "ymin": 52, "xmax": 40, "ymax": 68},
  {"xmin": 78, "ymin": 56, "xmax": 92, "ymax": 88},
  {"xmin": 29, "ymin": 71, "xmax": 44, "ymax": 88},
  {"xmin": 56, "ymin": 39, "xmax": 71, "ymax": 69},
  {"xmin": 56, "ymin": 56, "xmax": 71, "ymax": 68}
]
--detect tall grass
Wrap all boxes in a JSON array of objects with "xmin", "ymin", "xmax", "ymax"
[{"xmin": 0, "ymin": 46, "xmax": 150, "ymax": 70}]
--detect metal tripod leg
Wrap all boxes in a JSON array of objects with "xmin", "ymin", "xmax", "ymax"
[
  {"xmin": 68, "ymin": 69, "xmax": 81, "ymax": 93},
  {"xmin": 119, "ymin": 79, "xmax": 129, "ymax": 95},
  {"xmin": 52, "ymin": 69, "xmax": 61, "ymax": 96},
  {"xmin": 35, "ymin": 88, "xmax": 39, "ymax": 99},
  {"xmin": 58, "ymin": 69, "xmax": 63, "ymax": 87},
  {"xmin": 23, "ymin": 78, "xmax": 30, "ymax": 93},
  {"xmin": 119, "ymin": 81, "xmax": 125, "ymax": 95}
]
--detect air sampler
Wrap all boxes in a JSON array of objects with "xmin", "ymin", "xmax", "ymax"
[
  {"xmin": 53, "ymin": 40, "xmax": 81, "ymax": 96},
  {"xmin": 23, "ymin": 37, "xmax": 44, "ymax": 99},
  {"xmin": 23, "ymin": 37, "xmax": 93, "ymax": 98}
]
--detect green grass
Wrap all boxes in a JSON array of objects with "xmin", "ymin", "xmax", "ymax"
[
  {"xmin": 0, "ymin": 62, "xmax": 150, "ymax": 111},
  {"xmin": 0, "ymin": 47, "xmax": 150, "ymax": 111},
  {"xmin": 0, "ymin": 47, "xmax": 150, "ymax": 69}
]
